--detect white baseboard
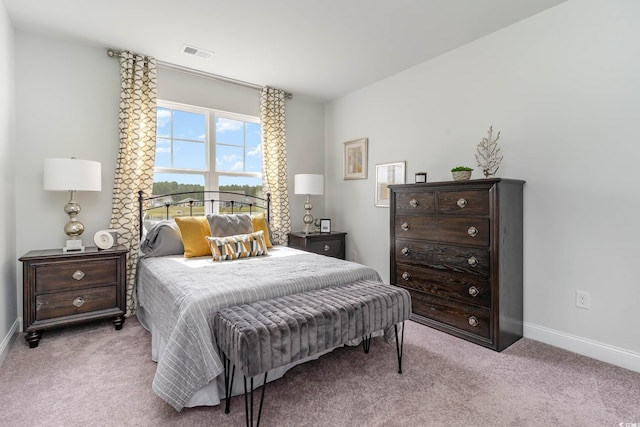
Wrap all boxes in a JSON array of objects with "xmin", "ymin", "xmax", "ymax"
[
  {"xmin": 0, "ymin": 317, "xmax": 20, "ymax": 367},
  {"xmin": 524, "ymin": 322, "xmax": 640, "ymax": 373}
]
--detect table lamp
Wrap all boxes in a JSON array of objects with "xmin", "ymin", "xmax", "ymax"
[
  {"xmin": 44, "ymin": 158, "xmax": 102, "ymax": 252},
  {"xmin": 294, "ymin": 174, "xmax": 324, "ymax": 234}
]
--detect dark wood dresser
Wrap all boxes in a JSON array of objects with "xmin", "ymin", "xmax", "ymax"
[
  {"xmin": 288, "ymin": 231, "xmax": 346, "ymax": 259},
  {"xmin": 389, "ymin": 178, "xmax": 524, "ymax": 351},
  {"xmin": 19, "ymin": 246, "xmax": 128, "ymax": 348}
]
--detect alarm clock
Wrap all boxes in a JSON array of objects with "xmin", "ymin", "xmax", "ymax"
[{"xmin": 93, "ymin": 230, "xmax": 117, "ymax": 250}]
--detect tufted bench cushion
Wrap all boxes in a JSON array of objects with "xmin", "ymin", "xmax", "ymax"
[{"xmin": 214, "ymin": 280, "xmax": 411, "ymax": 378}]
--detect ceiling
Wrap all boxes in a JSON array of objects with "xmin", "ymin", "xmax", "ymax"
[{"xmin": 4, "ymin": 0, "xmax": 565, "ymax": 101}]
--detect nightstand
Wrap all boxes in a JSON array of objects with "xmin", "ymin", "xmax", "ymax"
[
  {"xmin": 19, "ymin": 246, "xmax": 128, "ymax": 348},
  {"xmin": 288, "ymin": 231, "xmax": 347, "ymax": 259}
]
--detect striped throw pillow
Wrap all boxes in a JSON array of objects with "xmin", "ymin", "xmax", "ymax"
[{"xmin": 206, "ymin": 230, "xmax": 268, "ymax": 261}]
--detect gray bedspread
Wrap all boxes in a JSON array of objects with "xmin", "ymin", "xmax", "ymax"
[{"xmin": 136, "ymin": 247, "xmax": 382, "ymax": 411}]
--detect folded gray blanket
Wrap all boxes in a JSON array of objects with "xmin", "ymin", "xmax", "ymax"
[{"xmin": 140, "ymin": 220, "xmax": 183, "ymax": 257}]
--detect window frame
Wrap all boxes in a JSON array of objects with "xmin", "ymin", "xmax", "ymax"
[{"xmin": 155, "ymin": 100, "xmax": 262, "ymax": 192}]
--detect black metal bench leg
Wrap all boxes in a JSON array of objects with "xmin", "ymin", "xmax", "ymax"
[
  {"xmin": 244, "ymin": 377, "xmax": 250, "ymax": 427},
  {"xmin": 243, "ymin": 372, "xmax": 268, "ymax": 427},
  {"xmin": 256, "ymin": 372, "xmax": 268, "ymax": 427},
  {"xmin": 394, "ymin": 322, "xmax": 405, "ymax": 374},
  {"xmin": 362, "ymin": 334, "xmax": 372, "ymax": 354},
  {"xmin": 223, "ymin": 352, "xmax": 235, "ymax": 414}
]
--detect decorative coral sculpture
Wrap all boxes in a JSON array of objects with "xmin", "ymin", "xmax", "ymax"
[{"xmin": 475, "ymin": 126, "xmax": 503, "ymax": 178}]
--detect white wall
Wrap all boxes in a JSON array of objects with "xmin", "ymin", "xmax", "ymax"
[
  {"xmin": 325, "ymin": 0, "xmax": 640, "ymax": 370},
  {"xmin": 0, "ymin": 0, "xmax": 18, "ymax": 364},
  {"xmin": 11, "ymin": 32, "xmax": 325, "ymax": 327}
]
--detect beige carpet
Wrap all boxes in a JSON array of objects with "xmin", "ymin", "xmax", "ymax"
[{"xmin": 1, "ymin": 316, "xmax": 638, "ymax": 426}]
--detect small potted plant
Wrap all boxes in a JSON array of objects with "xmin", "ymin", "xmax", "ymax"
[{"xmin": 451, "ymin": 166, "xmax": 473, "ymax": 181}]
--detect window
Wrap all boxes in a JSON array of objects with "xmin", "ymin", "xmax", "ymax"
[{"xmin": 152, "ymin": 101, "xmax": 262, "ymax": 217}]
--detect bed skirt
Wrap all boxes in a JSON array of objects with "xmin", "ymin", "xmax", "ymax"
[{"xmin": 137, "ymin": 305, "xmax": 347, "ymax": 407}]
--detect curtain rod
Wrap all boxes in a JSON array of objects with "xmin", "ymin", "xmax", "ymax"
[{"xmin": 106, "ymin": 48, "xmax": 292, "ymax": 99}]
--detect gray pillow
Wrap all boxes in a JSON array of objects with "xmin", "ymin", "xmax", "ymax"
[
  {"xmin": 140, "ymin": 220, "xmax": 184, "ymax": 257},
  {"xmin": 206, "ymin": 213, "xmax": 253, "ymax": 237}
]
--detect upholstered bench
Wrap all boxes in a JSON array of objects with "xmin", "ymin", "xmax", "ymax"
[{"xmin": 214, "ymin": 280, "xmax": 411, "ymax": 426}]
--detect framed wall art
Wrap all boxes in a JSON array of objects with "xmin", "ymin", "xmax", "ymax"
[
  {"xmin": 343, "ymin": 138, "xmax": 368, "ymax": 180},
  {"xmin": 375, "ymin": 161, "xmax": 406, "ymax": 207}
]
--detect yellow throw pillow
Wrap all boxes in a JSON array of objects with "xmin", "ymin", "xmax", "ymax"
[
  {"xmin": 251, "ymin": 213, "xmax": 273, "ymax": 248},
  {"xmin": 174, "ymin": 216, "xmax": 212, "ymax": 258}
]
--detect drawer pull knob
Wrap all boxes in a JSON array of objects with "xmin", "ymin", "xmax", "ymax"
[
  {"xmin": 401, "ymin": 247, "xmax": 410, "ymax": 256},
  {"xmin": 72, "ymin": 270, "xmax": 85, "ymax": 281},
  {"xmin": 457, "ymin": 198, "xmax": 467, "ymax": 208},
  {"xmin": 468, "ymin": 286, "xmax": 479, "ymax": 297},
  {"xmin": 409, "ymin": 199, "xmax": 419, "ymax": 208},
  {"xmin": 401, "ymin": 223, "xmax": 410, "ymax": 231},
  {"xmin": 323, "ymin": 244, "xmax": 330, "ymax": 252},
  {"xmin": 72, "ymin": 297, "xmax": 85, "ymax": 307},
  {"xmin": 468, "ymin": 256, "xmax": 478, "ymax": 266},
  {"xmin": 467, "ymin": 226, "xmax": 478, "ymax": 238},
  {"xmin": 401, "ymin": 272, "xmax": 411, "ymax": 281},
  {"xmin": 468, "ymin": 316, "xmax": 479, "ymax": 327}
]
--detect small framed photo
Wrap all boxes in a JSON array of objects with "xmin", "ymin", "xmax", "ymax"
[
  {"xmin": 343, "ymin": 138, "xmax": 368, "ymax": 180},
  {"xmin": 415, "ymin": 172, "xmax": 427, "ymax": 183},
  {"xmin": 375, "ymin": 161, "xmax": 406, "ymax": 207},
  {"xmin": 320, "ymin": 219, "xmax": 331, "ymax": 233}
]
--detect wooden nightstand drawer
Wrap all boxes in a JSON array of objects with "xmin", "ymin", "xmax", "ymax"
[
  {"xmin": 288, "ymin": 232, "xmax": 347, "ymax": 260},
  {"xmin": 35, "ymin": 285, "xmax": 117, "ymax": 320},
  {"xmin": 35, "ymin": 258, "xmax": 119, "ymax": 292},
  {"xmin": 306, "ymin": 238, "xmax": 342, "ymax": 257}
]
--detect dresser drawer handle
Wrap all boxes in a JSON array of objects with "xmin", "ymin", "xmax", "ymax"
[
  {"xmin": 72, "ymin": 270, "xmax": 85, "ymax": 281},
  {"xmin": 467, "ymin": 226, "xmax": 478, "ymax": 238},
  {"xmin": 468, "ymin": 256, "xmax": 478, "ymax": 267},
  {"xmin": 401, "ymin": 272, "xmax": 411, "ymax": 281},
  {"xmin": 468, "ymin": 316, "xmax": 479, "ymax": 327},
  {"xmin": 401, "ymin": 247, "xmax": 410, "ymax": 256},
  {"xmin": 457, "ymin": 198, "xmax": 467, "ymax": 208},
  {"xmin": 401, "ymin": 223, "xmax": 410, "ymax": 231},
  {"xmin": 72, "ymin": 297, "xmax": 85, "ymax": 307},
  {"xmin": 409, "ymin": 199, "xmax": 419, "ymax": 208},
  {"xmin": 323, "ymin": 244, "xmax": 330, "ymax": 252},
  {"xmin": 468, "ymin": 286, "xmax": 479, "ymax": 297}
]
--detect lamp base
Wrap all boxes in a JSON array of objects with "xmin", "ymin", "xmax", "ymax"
[{"xmin": 63, "ymin": 239, "xmax": 85, "ymax": 253}]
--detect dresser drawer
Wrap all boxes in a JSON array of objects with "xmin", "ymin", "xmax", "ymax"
[
  {"xmin": 438, "ymin": 190, "xmax": 489, "ymax": 216},
  {"xmin": 408, "ymin": 290, "xmax": 491, "ymax": 339},
  {"xmin": 395, "ymin": 216, "xmax": 490, "ymax": 246},
  {"xmin": 395, "ymin": 239, "xmax": 490, "ymax": 277},
  {"xmin": 395, "ymin": 263, "xmax": 491, "ymax": 308},
  {"xmin": 35, "ymin": 258, "xmax": 119, "ymax": 292},
  {"xmin": 35, "ymin": 285, "xmax": 117, "ymax": 320},
  {"xmin": 394, "ymin": 192, "xmax": 436, "ymax": 214}
]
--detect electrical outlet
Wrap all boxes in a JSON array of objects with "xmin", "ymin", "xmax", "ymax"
[
  {"xmin": 576, "ymin": 290, "xmax": 591, "ymax": 309},
  {"xmin": 350, "ymin": 250, "xmax": 357, "ymax": 261}
]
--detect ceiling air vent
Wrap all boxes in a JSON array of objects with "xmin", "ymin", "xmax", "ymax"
[{"xmin": 181, "ymin": 44, "xmax": 213, "ymax": 59}]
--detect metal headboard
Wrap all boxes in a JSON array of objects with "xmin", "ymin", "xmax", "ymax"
[{"xmin": 138, "ymin": 190, "xmax": 271, "ymax": 238}]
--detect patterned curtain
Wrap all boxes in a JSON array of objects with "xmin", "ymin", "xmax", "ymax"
[
  {"xmin": 260, "ymin": 87, "xmax": 291, "ymax": 245},
  {"xmin": 110, "ymin": 50, "xmax": 157, "ymax": 317}
]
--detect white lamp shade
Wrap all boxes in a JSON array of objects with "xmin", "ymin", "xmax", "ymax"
[
  {"xmin": 44, "ymin": 158, "xmax": 102, "ymax": 192},
  {"xmin": 294, "ymin": 174, "xmax": 324, "ymax": 195}
]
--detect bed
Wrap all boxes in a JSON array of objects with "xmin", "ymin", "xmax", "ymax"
[{"xmin": 135, "ymin": 191, "xmax": 383, "ymax": 411}]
